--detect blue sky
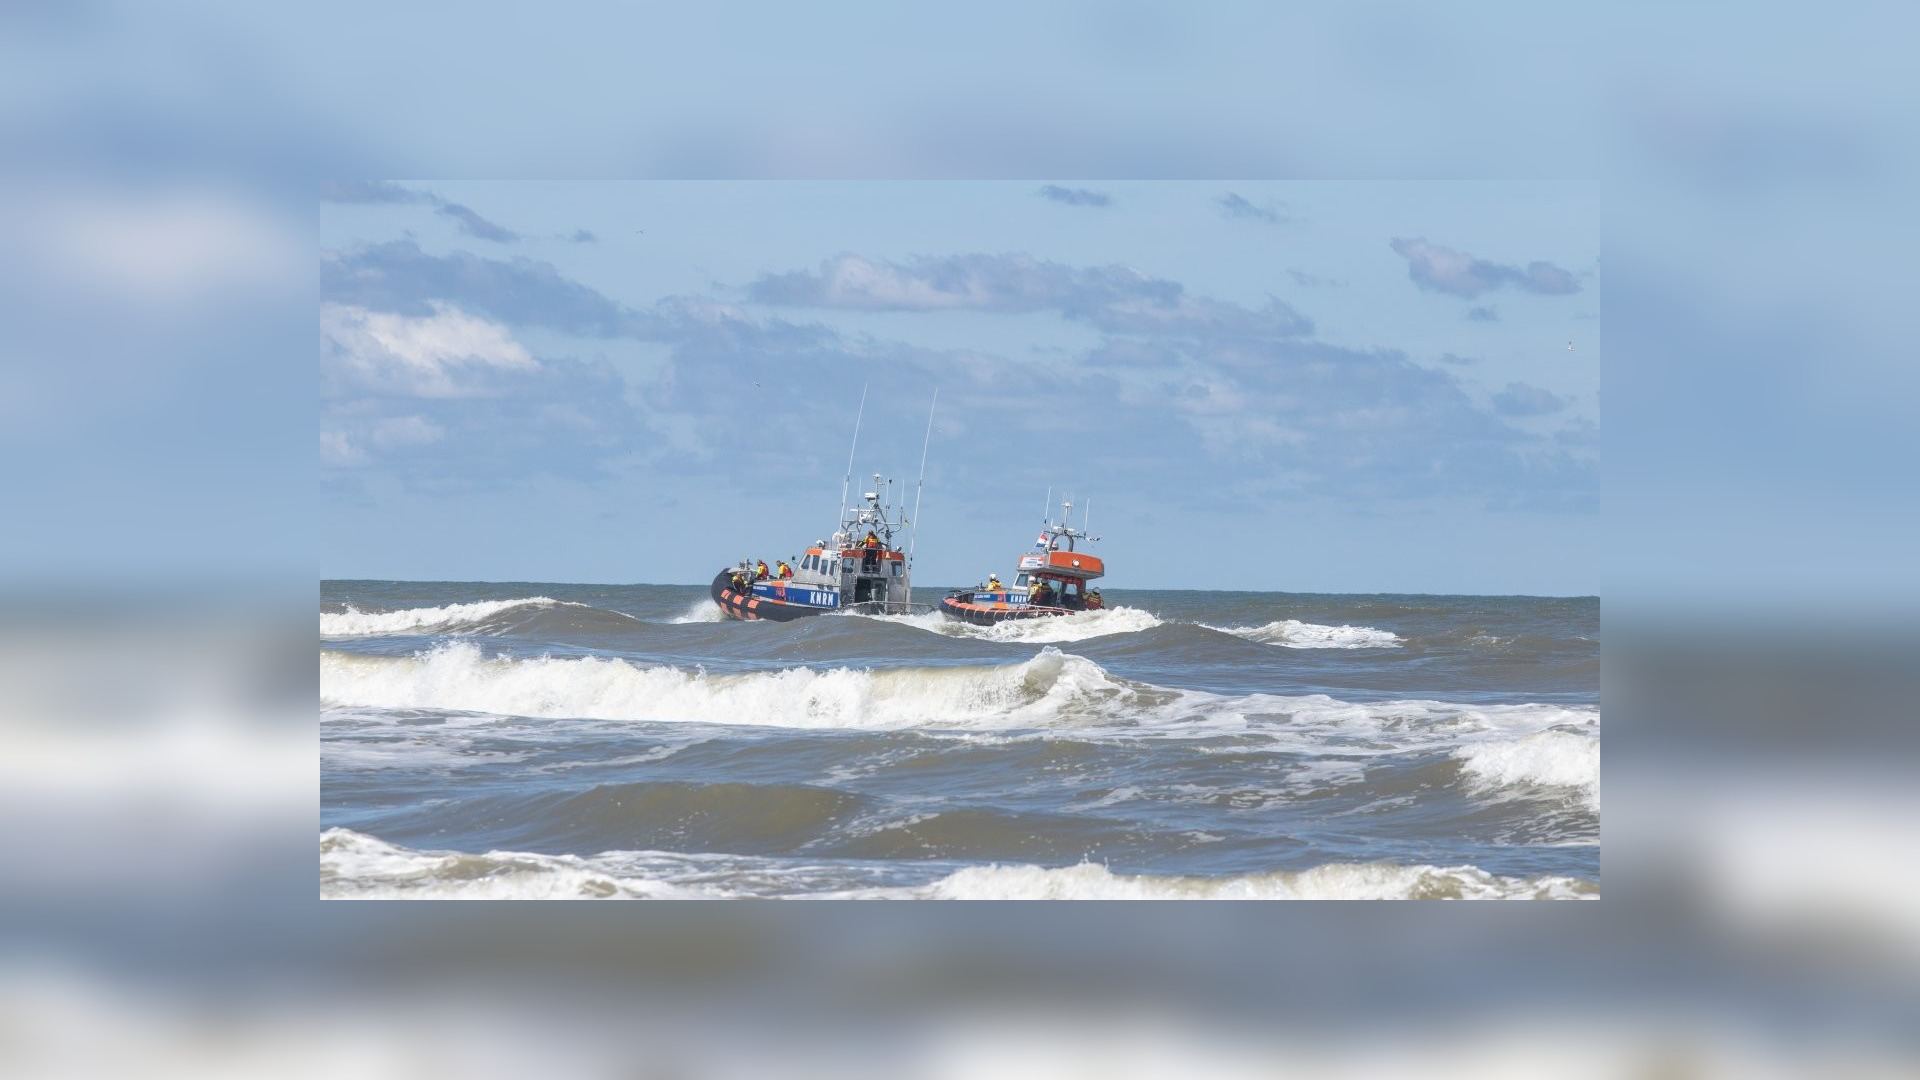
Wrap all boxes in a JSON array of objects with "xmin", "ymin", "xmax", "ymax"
[{"xmin": 322, "ymin": 182, "xmax": 1597, "ymax": 594}]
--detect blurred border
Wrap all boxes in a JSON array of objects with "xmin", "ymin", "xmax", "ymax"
[{"xmin": 3, "ymin": 1, "xmax": 1917, "ymax": 1074}]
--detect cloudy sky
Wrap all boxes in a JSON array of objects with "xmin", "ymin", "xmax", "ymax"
[{"xmin": 321, "ymin": 182, "xmax": 1597, "ymax": 594}]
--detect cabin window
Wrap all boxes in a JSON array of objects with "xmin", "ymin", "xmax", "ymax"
[{"xmin": 1014, "ymin": 573, "xmax": 1029, "ymax": 588}]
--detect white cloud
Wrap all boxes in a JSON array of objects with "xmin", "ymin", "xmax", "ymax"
[
  {"xmin": 813, "ymin": 254, "xmax": 1002, "ymax": 310},
  {"xmin": 322, "ymin": 302, "xmax": 534, "ymax": 398}
]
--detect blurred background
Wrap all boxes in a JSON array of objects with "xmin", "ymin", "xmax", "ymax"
[{"xmin": 3, "ymin": 0, "xmax": 1917, "ymax": 1075}]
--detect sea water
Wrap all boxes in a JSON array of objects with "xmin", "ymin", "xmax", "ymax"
[{"xmin": 320, "ymin": 582, "xmax": 1598, "ymax": 899}]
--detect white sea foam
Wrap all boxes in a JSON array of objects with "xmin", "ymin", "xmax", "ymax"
[
  {"xmin": 1208, "ymin": 619, "xmax": 1403, "ymax": 649},
  {"xmin": 320, "ymin": 829, "xmax": 1596, "ymax": 900},
  {"xmin": 973, "ymin": 606, "xmax": 1164, "ymax": 643},
  {"xmin": 320, "ymin": 597, "xmax": 585, "ymax": 637},
  {"xmin": 321, "ymin": 828, "xmax": 700, "ymax": 899},
  {"xmin": 913, "ymin": 860, "xmax": 1596, "ymax": 900},
  {"xmin": 668, "ymin": 598, "xmax": 728, "ymax": 624},
  {"xmin": 1455, "ymin": 729, "xmax": 1601, "ymax": 809},
  {"xmin": 320, "ymin": 642, "xmax": 1600, "ymax": 760},
  {"xmin": 857, "ymin": 605, "xmax": 1163, "ymax": 643},
  {"xmin": 320, "ymin": 642, "xmax": 1132, "ymax": 732},
  {"xmin": 855, "ymin": 609, "xmax": 951, "ymax": 633}
]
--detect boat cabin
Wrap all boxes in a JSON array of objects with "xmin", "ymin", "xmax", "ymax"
[{"xmin": 728, "ymin": 474, "xmax": 918, "ymax": 613}]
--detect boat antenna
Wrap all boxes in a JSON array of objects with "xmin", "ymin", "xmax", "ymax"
[
  {"xmin": 1041, "ymin": 486, "xmax": 1051, "ymax": 525},
  {"xmin": 908, "ymin": 389, "xmax": 938, "ymax": 576},
  {"xmin": 837, "ymin": 384, "xmax": 868, "ymax": 530},
  {"xmin": 1084, "ymin": 496, "xmax": 1092, "ymax": 539}
]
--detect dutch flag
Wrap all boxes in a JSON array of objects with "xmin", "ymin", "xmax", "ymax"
[{"xmin": 1034, "ymin": 532, "xmax": 1050, "ymax": 549}]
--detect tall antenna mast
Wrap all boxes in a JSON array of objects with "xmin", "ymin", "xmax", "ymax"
[
  {"xmin": 907, "ymin": 390, "xmax": 938, "ymax": 604},
  {"xmin": 837, "ymin": 384, "xmax": 868, "ymax": 529},
  {"xmin": 1041, "ymin": 486, "xmax": 1051, "ymax": 525},
  {"xmin": 1084, "ymin": 497, "xmax": 1092, "ymax": 538},
  {"xmin": 908, "ymin": 390, "xmax": 937, "ymax": 566}
]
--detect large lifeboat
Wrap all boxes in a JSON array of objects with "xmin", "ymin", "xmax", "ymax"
[
  {"xmin": 939, "ymin": 499, "xmax": 1108, "ymax": 627},
  {"xmin": 711, "ymin": 473, "xmax": 934, "ymax": 621}
]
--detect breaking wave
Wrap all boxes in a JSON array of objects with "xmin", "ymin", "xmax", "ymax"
[
  {"xmin": 913, "ymin": 860, "xmax": 1595, "ymax": 900},
  {"xmin": 321, "ymin": 597, "xmax": 589, "ymax": 637},
  {"xmin": 669, "ymin": 598, "xmax": 728, "ymax": 623},
  {"xmin": 1207, "ymin": 619, "xmax": 1403, "ymax": 649},
  {"xmin": 974, "ymin": 606, "xmax": 1164, "ymax": 643},
  {"xmin": 322, "ymin": 828, "xmax": 700, "ymax": 899},
  {"xmin": 320, "ymin": 641, "xmax": 1599, "ymax": 772},
  {"xmin": 1455, "ymin": 729, "xmax": 1600, "ymax": 809},
  {"xmin": 856, "ymin": 605, "xmax": 1164, "ymax": 643},
  {"xmin": 320, "ymin": 828, "xmax": 1596, "ymax": 900},
  {"xmin": 320, "ymin": 642, "xmax": 1133, "ymax": 731}
]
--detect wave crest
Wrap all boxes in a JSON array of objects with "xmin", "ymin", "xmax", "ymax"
[
  {"xmin": 320, "ymin": 597, "xmax": 584, "ymax": 637},
  {"xmin": 320, "ymin": 642, "xmax": 1131, "ymax": 731},
  {"xmin": 919, "ymin": 860, "xmax": 1595, "ymax": 900},
  {"xmin": 1455, "ymin": 729, "xmax": 1600, "ymax": 809},
  {"xmin": 669, "ymin": 599, "xmax": 727, "ymax": 624},
  {"xmin": 857, "ymin": 605, "xmax": 1163, "ymax": 643},
  {"xmin": 975, "ymin": 606, "xmax": 1164, "ymax": 643},
  {"xmin": 320, "ymin": 829, "xmax": 1597, "ymax": 900},
  {"xmin": 1209, "ymin": 619, "xmax": 1402, "ymax": 649}
]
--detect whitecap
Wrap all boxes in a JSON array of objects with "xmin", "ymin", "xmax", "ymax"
[
  {"xmin": 320, "ymin": 828, "xmax": 1598, "ymax": 900},
  {"xmin": 1454, "ymin": 729, "xmax": 1600, "ymax": 809},
  {"xmin": 857, "ymin": 605, "xmax": 1163, "ymax": 643},
  {"xmin": 319, "ymin": 643, "xmax": 1132, "ymax": 732},
  {"xmin": 668, "ymin": 598, "xmax": 728, "ymax": 624},
  {"xmin": 1206, "ymin": 618, "xmax": 1402, "ymax": 649},
  {"xmin": 910, "ymin": 860, "xmax": 1595, "ymax": 900},
  {"xmin": 320, "ymin": 597, "xmax": 586, "ymax": 637}
]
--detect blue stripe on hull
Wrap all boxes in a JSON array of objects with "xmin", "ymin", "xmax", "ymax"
[{"xmin": 710, "ymin": 570, "xmax": 837, "ymax": 622}]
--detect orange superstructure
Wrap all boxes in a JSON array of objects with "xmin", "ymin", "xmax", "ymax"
[{"xmin": 940, "ymin": 495, "xmax": 1110, "ymax": 627}]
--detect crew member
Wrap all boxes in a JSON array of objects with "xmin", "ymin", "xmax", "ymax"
[
  {"xmin": 755, "ymin": 559, "xmax": 769, "ymax": 580},
  {"xmin": 777, "ymin": 559, "xmax": 794, "ymax": 579},
  {"xmin": 1086, "ymin": 589, "xmax": 1103, "ymax": 610},
  {"xmin": 864, "ymin": 531, "xmax": 880, "ymax": 548},
  {"xmin": 730, "ymin": 571, "xmax": 746, "ymax": 593},
  {"xmin": 987, "ymin": 573, "xmax": 1002, "ymax": 591}
]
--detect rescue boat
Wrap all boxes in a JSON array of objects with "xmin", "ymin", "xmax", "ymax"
[
  {"xmin": 710, "ymin": 473, "xmax": 932, "ymax": 621},
  {"xmin": 939, "ymin": 498, "xmax": 1108, "ymax": 627},
  {"xmin": 712, "ymin": 386, "xmax": 941, "ymax": 622}
]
